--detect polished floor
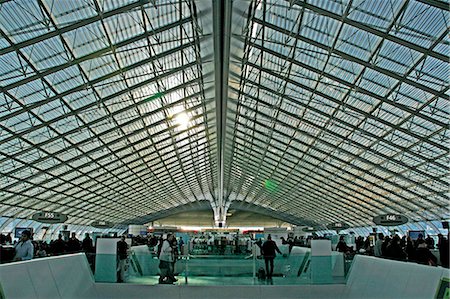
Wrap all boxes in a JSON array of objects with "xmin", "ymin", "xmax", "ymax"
[{"xmin": 126, "ymin": 275, "xmax": 346, "ymax": 286}]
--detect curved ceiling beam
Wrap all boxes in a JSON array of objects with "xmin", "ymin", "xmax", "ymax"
[
  {"xmin": 118, "ymin": 200, "xmax": 213, "ymax": 225},
  {"xmin": 228, "ymin": 201, "xmax": 319, "ymax": 227}
]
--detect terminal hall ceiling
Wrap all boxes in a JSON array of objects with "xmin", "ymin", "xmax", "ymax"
[{"xmin": 0, "ymin": 0, "xmax": 448, "ymax": 229}]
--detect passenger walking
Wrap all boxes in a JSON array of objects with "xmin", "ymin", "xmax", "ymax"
[
  {"xmin": 158, "ymin": 234, "xmax": 176, "ymax": 284},
  {"xmin": 415, "ymin": 240, "xmax": 437, "ymax": 266},
  {"xmin": 82, "ymin": 233, "xmax": 94, "ymax": 253},
  {"xmin": 36, "ymin": 242, "xmax": 48, "ymax": 257},
  {"xmin": 286, "ymin": 234, "xmax": 294, "ymax": 254},
  {"xmin": 13, "ymin": 230, "xmax": 34, "ymax": 261},
  {"xmin": 425, "ymin": 235, "xmax": 435, "ymax": 249},
  {"xmin": 170, "ymin": 236, "xmax": 179, "ymax": 282},
  {"xmin": 414, "ymin": 234, "xmax": 424, "ymax": 248},
  {"xmin": 437, "ymin": 234, "xmax": 449, "ymax": 268},
  {"xmin": 381, "ymin": 236, "xmax": 390, "ymax": 256},
  {"xmin": 52, "ymin": 234, "xmax": 66, "ymax": 255},
  {"xmin": 262, "ymin": 235, "xmax": 281, "ymax": 279},
  {"xmin": 374, "ymin": 233, "xmax": 384, "ymax": 257},
  {"xmin": 405, "ymin": 236, "xmax": 416, "ymax": 262},
  {"xmin": 82, "ymin": 233, "xmax": 95, "ymax": 270},
  {"xmin": 5, "ymin": 233, "xmax": 12, "ymax": 245},
  {"xmin": 336, "ymin": 236, "xmax": 352, "ymax": 253},
  {"xmin": 355, "ymin": 236, "xmax": 364, "ymax": 252},
  {"xmin": 67, "ymin": 232, "xmax": 81, "ymax": 253},
  {"xmin": 116, "ymin": 235, "xmax": 129, "ymax": 283},
  {"xmin": 386, "ymin": 235, "xmax": 405, "ymax": 261}
]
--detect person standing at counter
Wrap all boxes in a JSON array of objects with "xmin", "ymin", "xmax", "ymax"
[
  {"xmin": 13, "ymin": 230, "xmax": 34, "ymax": 261},
  {"xmin": 374, "ymin": 233, "xmax": 384, "ymax": 257},
  {"xmin": 82, "ymin": 233, "xmax": 94, "ymax": 253},
  {"xmin": 5, "ymin": 233, "xmax": 12, "ymax": 245}
]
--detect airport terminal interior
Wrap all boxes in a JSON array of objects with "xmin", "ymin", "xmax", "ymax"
[{"xmin": 0, "ymin": 0, "xmax": 449, "ymax": 298}]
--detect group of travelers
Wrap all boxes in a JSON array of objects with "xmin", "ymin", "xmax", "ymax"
[
  {"xmin": 372, "ymin": 233, "xmax": 448, "ymax": 267},
  {"xmin": 294, "ymin": 232, "xmax": 448, "ymax": 269},
  {"xmin": 46, "ymin": 232, "xmax": 95, "ymax": 255},
  {"xmin": 334, "ymin": 232, "xmax": 448, "ymax": 268},
  {"xmin": 114, "ymin": 233, "xmax": 182, "ymax": 284},
  {"xmin": 0, "ymin": 232, "xmax": 13, "ymax": 245},
  {"xmin": 1, "ymin": 230, "xmax": 95, "ymax": 262},
  {"xmin": 3, "ymin": 229, "xmax": 181, "ymax": 284},
  {"xmin": 281, "ymin": 235, "xmax": 314, "ymax": 251},
  {"xmin": 5, "ymin": 229, "xmax": 448, "ymax": 286}
]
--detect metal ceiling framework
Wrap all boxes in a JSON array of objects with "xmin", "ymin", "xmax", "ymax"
[{"xmin": 0, "ymin": 0, "xmax": 448, "ymax": 230}]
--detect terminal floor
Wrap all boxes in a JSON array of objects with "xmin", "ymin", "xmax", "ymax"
[{"xmin": 126, "ymin": 275, "xmax": 346, "ymax": 286}]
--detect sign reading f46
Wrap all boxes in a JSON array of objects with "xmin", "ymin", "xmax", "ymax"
[{"xmin": 373, "ymin": 214, "xmax": 408, "ymax": 226}]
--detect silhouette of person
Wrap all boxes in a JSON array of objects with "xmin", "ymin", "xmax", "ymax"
[{"xmin": 262, "ymin": 235, "xmax": 281, "ymax": 279}]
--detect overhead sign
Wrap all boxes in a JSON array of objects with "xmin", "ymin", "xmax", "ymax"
[
  {"xmin": 373, "ymin": 214, "xmax": 408, "ymax": 226},
  {"xmin": 32, "ymin": 212, "xmax": 67, "ymax": 224},
  {"xmin": 90, "ymin": 221, "xmax": 113, "ymax": 229},
  {"xmin": 326, "ymin": 222, "xmax": 350, "ymax": 231},
  {"xmin": 302, "ymin": 227, "xmax": 317, "ymax": 232}
]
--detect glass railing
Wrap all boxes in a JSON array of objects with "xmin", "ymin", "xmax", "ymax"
[{"xmin": 91, "ymin": 244, "xmax": 355, "ymax": 285}]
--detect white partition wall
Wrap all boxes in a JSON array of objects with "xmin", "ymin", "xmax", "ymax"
[
  {"xmin": 332, "ymin": 252, "xmax": 345, "ymax": 277},
  {"xmin": 310, "ymin": 239, "xmax": 333, "ymax": 284},
  {"xmin": 95, "ymin": 238, "xmax": 132, "ymax": 283},
  {"xmin": 94, "ymin": 238, "xmax": 120, "ymax": 283},
  {"xmin": 130, "ymin": 245, "xmax": 159, "ymax": 275},
  {"xmin": 0, "ymin": 254, "xmax": 97, "ymax": 299},
  {"xmin": 345, "ymin": 255, "xmax": 450, "ymax": 299},
  {"xmin": 1, "ymin": 252, "xmax": 448, "ymax": 299}
]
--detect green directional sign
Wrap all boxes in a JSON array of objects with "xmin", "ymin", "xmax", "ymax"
[{"xmin": 142, "ymin": 92, "xmax": 164, "ymax": 103}]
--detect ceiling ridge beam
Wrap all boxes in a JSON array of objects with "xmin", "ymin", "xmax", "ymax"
[{"xmin": 212, "ymin": 0, "xmax": 232, "ymax": 226}]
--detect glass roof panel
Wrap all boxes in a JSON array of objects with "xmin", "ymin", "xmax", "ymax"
[{"xmin": 1, "ymin": 0, "xmax": 448, "ymax": 228}]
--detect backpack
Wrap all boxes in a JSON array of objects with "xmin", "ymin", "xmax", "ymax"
[{"xmin": 257, "ymin": 267, "xmax": 266, "ymax": 279}]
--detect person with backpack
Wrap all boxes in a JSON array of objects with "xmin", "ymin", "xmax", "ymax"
[
  {"xmin": 261, "ymin": 235, "xmax": 282, "ymax": 279},
  {"xmin": 158, "ymin": 234, "xmax": 176, "ymax": 284}
]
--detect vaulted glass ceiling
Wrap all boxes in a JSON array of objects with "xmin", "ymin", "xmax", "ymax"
[{"xmin": 0, "ymin": 0, "xmax": 448, "ymax": 229}]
